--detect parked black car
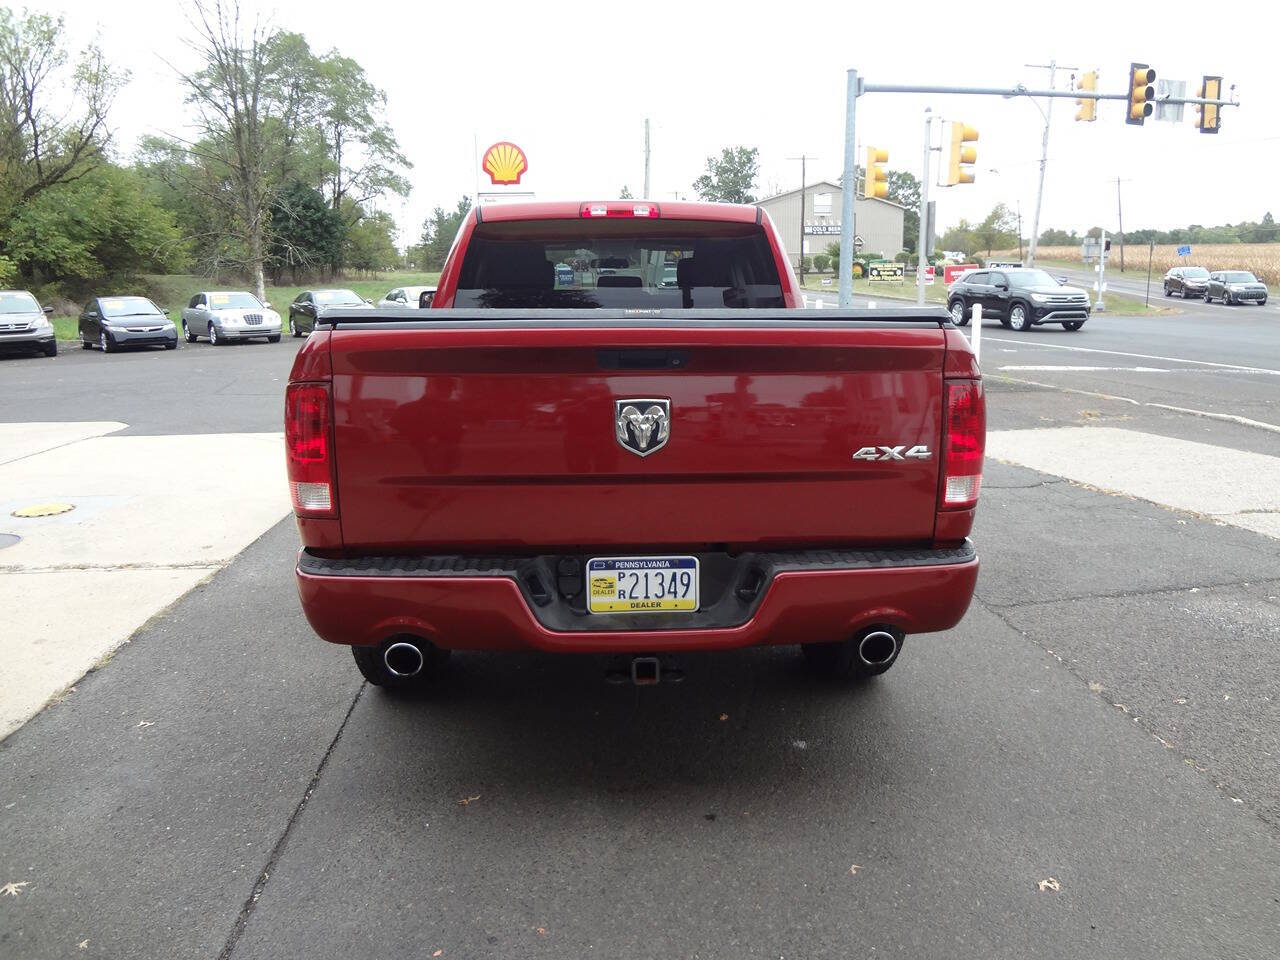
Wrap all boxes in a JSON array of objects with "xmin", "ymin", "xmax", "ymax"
[
  {"xmin": 1204, "ymin": 271, "xmax": 1268, "ymax": 306},
  {"xmin": 288, "ymin": 289, "xmax": 373, "ymax": 336},
  {"xmin": 80, "ymin": 296, "xmax": 177, "ymax": 352},
  {"xmin": 1163, "ymin": 266, "xmax": 1211, "ymax": 299},
  {"xmin": 947, "ymin": 268, "xmax": 1090, "ymax": 332}
]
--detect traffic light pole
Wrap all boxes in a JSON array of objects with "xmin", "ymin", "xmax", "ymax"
[
  {"xmin": 1095, "ymin": 229, "xmax": 1108, "ymax": 312},
  {"xmin": 838, "ymin": 70, "xmax": 859, "ymax": 308},
  {"xmin": 837, "ymin": 71, "xmax": 1237, "ymax": 309},
  {"xmin": 917, "ymin": 110, "xmax": 932, "ymax": 306}
]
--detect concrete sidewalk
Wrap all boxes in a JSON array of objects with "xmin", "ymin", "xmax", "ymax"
[{"xmin": 0, "ymin": 423, "xmax": 290, "ymax": 738}]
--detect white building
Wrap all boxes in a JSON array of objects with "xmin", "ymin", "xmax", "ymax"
[{"xmin": 755, "ymin": 180, "xmax": 906, "ymax": 268}]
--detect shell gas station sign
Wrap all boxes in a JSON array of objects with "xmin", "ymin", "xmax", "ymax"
[{"xmin": 478, "ymin": 141, "xmax": 533, "ymax": 205}]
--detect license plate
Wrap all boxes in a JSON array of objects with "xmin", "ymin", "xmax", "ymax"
[{"xmin": 586, "ymin": 556, "xmax": 699, "ymax": 614}]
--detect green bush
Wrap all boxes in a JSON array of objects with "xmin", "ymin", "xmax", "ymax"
[
  {"xmin": 894, "ymin": 250, "xmax": 912, "ymax": 263},
  {"xmin": 800, "ymin": 256, "xmax": 813, "ymax": 273},
  {"xmin": 813, "ymin": 254, "xmax": 831, "ymax": 273}
]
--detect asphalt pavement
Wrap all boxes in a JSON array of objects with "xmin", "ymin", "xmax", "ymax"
[{"xmin": 3, "ymin": 313, "xmax": 1280, "ymax": 958}]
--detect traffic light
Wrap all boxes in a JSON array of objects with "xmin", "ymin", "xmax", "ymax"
[
  {"xmin": 864, "ymin": 147, "xmax": 889, "ymax": 199},
  {"xmin": 945, "ymin": 123, "xmax": 978, "ymax": 185},
  {"xmin": 1196, "ymin": 76, "xmax": 1222, "ymax": 134},
  {"xmin": 1126, "ymin": 62, "xmax": 1156, "ymax": 125},
  {"xmin": 1075, "ymin": 71, "xmax": 1097, "ymax": 122}
]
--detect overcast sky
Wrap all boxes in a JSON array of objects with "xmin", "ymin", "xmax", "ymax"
[{"xmin": 49, "ymin": 0, "xmax": 1280, "ymax": 248}]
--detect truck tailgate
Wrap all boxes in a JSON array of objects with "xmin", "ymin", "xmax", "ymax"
[{"xmin": 326, "ymin": 315, "xmax": 947, "ymax": 552}]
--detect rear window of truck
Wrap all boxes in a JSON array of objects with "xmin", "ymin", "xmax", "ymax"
[{"xmin": 454, "ymin": 219, "xmax": 784, "ymax": 309}]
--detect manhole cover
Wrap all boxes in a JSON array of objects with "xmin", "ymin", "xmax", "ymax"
[
  {"xmin": 11, "ymin": 502, "xmax": 75, "ymax": 518},
  {"xmin": 0, "ymin": 533, "xmax": 20, "ymax": 549}
]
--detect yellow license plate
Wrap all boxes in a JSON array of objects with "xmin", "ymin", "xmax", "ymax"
[{"xmin": 586, "ymin": 556, "xmax": 699, "ymax": 614}]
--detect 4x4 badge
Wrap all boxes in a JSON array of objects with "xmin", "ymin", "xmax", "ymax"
[
  {"xmin": 615, "ymin": 399, "xmax": 671, "ymax": 457},
  {"xmin": 852, "ymin": 445, "xmax": 932, "ymax": 461}
]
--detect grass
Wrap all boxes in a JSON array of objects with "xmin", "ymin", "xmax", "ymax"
[
  {"xmin": 801, "ymin": 275, "xmax": 949, "ymax": 304},
  {"xmin": 48, "ymin": 271, "xmax": 441, "ymax": 341}
]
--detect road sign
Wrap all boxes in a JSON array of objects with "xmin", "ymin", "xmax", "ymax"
[
  {"xmin": 853, "ymin": 235, "xmax": 864, "ymax": 251},
  {"xmin": 1177, "ymin": 244, "xmax": 1192, "ymax": 257},
  {"xmin": 944, "ymin": 264, "xmax": 978, "ymax": 284},
  {"xmin": 1156, "ymin": 79, "xmax": 1186, "ymax": 123},
  {"xmin": 868, "ymin": 260, "xmax": 904, "ymax": 282}
]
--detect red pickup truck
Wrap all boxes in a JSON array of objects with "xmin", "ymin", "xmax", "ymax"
[{"xmin": 286, "ymin": 200, "xmax": 983, "ymax": 689}]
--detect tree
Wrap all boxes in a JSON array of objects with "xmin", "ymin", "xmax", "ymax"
[
  {"xmin": 419, "ymin": 197, "xmax": 472, "ymax": 271},
  {"xmin": 692, "ymin": 146, "xmax": 759, "ymax": 204},
  {"xmin": 939, "ymin": 219, "xmax": 976, "ymax": 256},
  {"xmin": 974, "ymin": 204, "xmax": 1018, "ymax": 255},
  {"xmin": 885, "ymin": 170, "xmax": 921, "ymax": 253},
  {"xmin": 267, "ymin": 181, "xmax": 343, "ymax": 281},
  {"xmin": 5, "ymin": 164, "xmax": 187, "ymax": 284},
  {"xmin": 166, "ymin": 1, "xmax": 315, "ymax": 299},
  {"xmin": 344, "ymin": 208, "xmax": 398, "ymax": 274},
  {"xmin": 0, "ymin": 9, "xmax": 125, "ymax": 220}
]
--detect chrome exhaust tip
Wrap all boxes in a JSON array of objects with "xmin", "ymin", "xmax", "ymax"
[
  {"xmin": 384, "ymin": 641, "xmax": 425, "ymax": 678},
  {"xmin": 857, "ymin": 630, "xmax": 899, "ymax": 668}
]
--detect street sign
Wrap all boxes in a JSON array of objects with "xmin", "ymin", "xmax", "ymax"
[
  {"xmin": 1156, "ymin": 79, "xmax": 1186, "ymax": 123},
  {"xmin": 853, "ymin": 235, "xmax": 864, "ymax": 251},
  {"xmin": 1177, "ymin": 244, "xmax": 1192, "ymax": 257},
  {"xmin": 868, "ymin": 260, "xmax": 904, "ymax": 282}
]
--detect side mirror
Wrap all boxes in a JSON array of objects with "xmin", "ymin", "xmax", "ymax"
[
  {"xmin": 364, "ymin": 298, "xmax": 373, "ymax": 305},
  {"xmin": 1056, "ymin": 276, "xmax": 1068, "ymax": 285},
  {"xmin": 995, "ymin": 282, "xmax": 1008, "ymax": 291},
  {"xmin": 43, "ymin": 305, "xmax": 54, "ymax": 315},
  {"xmin": 262, "ymin": 300, "xmax": 271, "ymax": 308}
]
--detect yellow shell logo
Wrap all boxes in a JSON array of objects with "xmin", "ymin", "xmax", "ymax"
[{"xmin": 482, "ymin": 141, "xmax": 528, "ymax": 185}]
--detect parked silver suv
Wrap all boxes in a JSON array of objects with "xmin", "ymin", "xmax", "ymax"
[
  {"xmin": 180, "ymin": 291, "xmax": 282, "ymax": 345},
  {"xmin": 0, "ymin": 290, "xmax": 57, "ymax": 358}
]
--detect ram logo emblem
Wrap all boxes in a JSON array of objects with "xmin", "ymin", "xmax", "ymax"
[
  {"xmin": 615, "ymin": 399, "xmax": 671, "ymax": 457},
  {"xmin": 852, "ymin": 445, "xmax": 933, "ymax": 462}
]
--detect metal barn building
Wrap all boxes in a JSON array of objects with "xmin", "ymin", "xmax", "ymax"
[{"xmin": 755, "ymin": 180, "xmax": 906, "ymax": 268}]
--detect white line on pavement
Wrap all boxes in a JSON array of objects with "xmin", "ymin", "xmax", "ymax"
[
  {"xmin": 999, "ymin": 365, "xmax": 1173, "ymax": 373},
  {"xmin": 984, "ymin": 337, "xmax": 1280, "ymax": 375}
]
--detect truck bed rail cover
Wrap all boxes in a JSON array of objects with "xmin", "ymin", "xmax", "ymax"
[{"xmin": 316, "ymin": 306, "xmax": 953, "ymax": 330}]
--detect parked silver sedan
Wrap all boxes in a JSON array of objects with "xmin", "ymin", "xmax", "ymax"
[{"xmin": 180, "ymin": 291, "xmax": 283, "ymax": 344}]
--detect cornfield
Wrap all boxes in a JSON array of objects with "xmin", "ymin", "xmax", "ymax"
[{"xmin": 994, "ymin": 244, "xmax": 1280, "ymax": 286}]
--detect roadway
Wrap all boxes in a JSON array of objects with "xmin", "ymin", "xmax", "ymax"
[{"xmin": 3, "ymin": 315, "xmax": 1280, "ymax": 958}]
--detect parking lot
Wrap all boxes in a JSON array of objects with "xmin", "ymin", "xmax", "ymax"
[{"xmin": 3, "ymin": 306, "xmax": 1280, "ymax": 958}]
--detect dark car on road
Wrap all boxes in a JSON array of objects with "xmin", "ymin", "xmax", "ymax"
[
  {"xmin": 947, "ymin": 267, "xmax": 1090, "ymax": 332},
  {"xmin": 1204, "ymin": 271, "xmax": 1268, "ymax": 306},
  {"xmin": 0, "ymin": 289, "xmax": 57, "ymax": 357},
  {"xmin": 288, "ymin": 288, "xmax": 373, "ymax": 336},
  {"xmin": 1163, "ymin": 266, "xmax": 1211, "ymax": 299},
  {"xmin": 79, "ymin": 296, "xmax": 177, "ymax": 352}
]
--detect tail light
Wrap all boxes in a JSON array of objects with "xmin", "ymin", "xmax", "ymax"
[
  {"xmin": 580, "ymin": 202, "xmax": 660, "ymax": 218},
  {"xmin": 941, "ymin": 379, "xmax": 985, "ymax": 509},
  {"xmin": 285, "ymin": 383, "xmax": 335, "ymax": 516}
]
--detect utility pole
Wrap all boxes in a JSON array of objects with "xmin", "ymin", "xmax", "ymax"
[
  {"xmin": 1116, "ymin": 176, "xmax": 1125, "ymax": 272},
  {"xmin": 643, "ymin": 119, "xmax": 651, "ymax": 199},
  {"xmin": 788, "ymin": 154, "xmax": 816, "ymax": 279},
  {"xmin": 1024, "ymin": 61, "xmax": 1078, "ymax": 267},
  {"xmin": 917, "ymin": 109, "xmax": 932, "ymax": 306},
  {"xmin": 1017, "ymin": 200, "xmax": 1023, "ymax": 261}
]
